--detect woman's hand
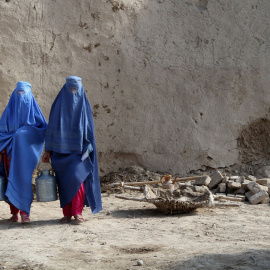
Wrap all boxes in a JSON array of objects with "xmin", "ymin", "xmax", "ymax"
[{"xmin": 42, "ymin": 151, "xmax": 51, "ymax": 163}]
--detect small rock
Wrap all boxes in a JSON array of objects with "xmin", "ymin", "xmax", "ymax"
[
  {"xmin": 218, "ymin": 183, "xmax": 226, "ymax": 193},
  {"xmin": 247, "ymin": 175, "xmax": 257, "ymax": 181},
  {"xmin": 248, "ymin": 181, "xmax": 268, "ymax": 194},
  {"xmin": 256, "ymin": 178, "xmax": 270, "ymax": 186},
  {"xmin": 249, "ymin": 190, "xmax": 269, "ymax": 205},
  {"xmin": 137, "ymin": 260, "xmax": 144, "ymax": 266},
  {"xmin": 261, "ymin": 197, "xmax": 270, "ymax": 204},
  {"xmin": 221, "ymin": 176, "xmax": 229, "ymax": 184},
  {"xmin": 241, "ymin": 179, "xmax": 252, "ymax": 189},
  {"xmin": 194, "ymin": 185, "xmax": 208, "ymax": 192},
  {"xmin": 245, "ymin": 191, "xmax": 253, "ymax": 200},
  {"xmin": 208, "ymin": 171, "xmax": 223, "ymax": 189},
  {"xmin": 229, "ymin": 176, "xmax": 240, "ymax": 180},
  {"xmin": 195, "ymin": 176, "xmax": 211, "ymax": 186},
  {"xmin": 234, "ymin": 188, "xmax": 246, "ymax": 194},
  {"xmin": 227, "ymin": 181, "xmax": 241, "ymax": 190}
]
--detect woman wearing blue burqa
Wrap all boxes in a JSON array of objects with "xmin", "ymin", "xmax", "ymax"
[
  {"xmin": 42, "ymin": 76, "xmax": 102, "ymax": 224},
  {"xmin": 0, "ymin": 81, "xmax": 47, "ymax": 223}
]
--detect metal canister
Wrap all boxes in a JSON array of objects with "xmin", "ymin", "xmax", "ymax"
[
  {"xmin": 0, "ymin": 175, "xmax": 7, "ymax": 201},
  {"xmin": 35, "ymin": 170, "xmax": 57, "ymax": 202}
]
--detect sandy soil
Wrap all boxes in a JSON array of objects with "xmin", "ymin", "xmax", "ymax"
[{"xmin": 0, "ymin": 192, "xmax": 270, "ymax": 270}]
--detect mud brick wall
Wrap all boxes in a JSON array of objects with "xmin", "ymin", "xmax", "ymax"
[{"xmin": 1, "ymin": 0, "xmax": 270, "ymax": 176}]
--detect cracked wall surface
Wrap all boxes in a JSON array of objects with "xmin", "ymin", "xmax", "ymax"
[{"xmin": 0, "ymin": 0, "xmax": 270, "ymax": 176}]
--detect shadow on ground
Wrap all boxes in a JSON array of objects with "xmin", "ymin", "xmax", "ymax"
[
  {"xmin": 0, "ymin": 218, "xmax": 61, "ymax": 229},
  {"xmin": 110, "ymin": 207, "xmax": 199, "ymax": 219},
  {"xmin": 164, "ymin": 250, "xmax": 270, "ymax": 270}
]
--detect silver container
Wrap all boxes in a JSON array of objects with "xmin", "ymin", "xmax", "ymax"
[
  {"xmin": 0, "ymin": 175, "xmax": 7, "ymax": 201},
  {"xmin": 35, "ymin": 170, "xmax": 57, "ymax": 202}
]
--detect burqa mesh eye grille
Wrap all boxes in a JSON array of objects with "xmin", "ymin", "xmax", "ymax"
[{"xmin": 16, "ymin": 90, "xmax": 25, "ymax": 95}]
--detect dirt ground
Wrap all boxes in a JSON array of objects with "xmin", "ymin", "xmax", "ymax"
[{"xmin": 1, "ymin": 190, "xmax": 270, "ymax": 270}]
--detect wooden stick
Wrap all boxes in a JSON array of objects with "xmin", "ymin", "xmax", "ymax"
[
  {"xmin": 122, "ymin": 185, "xmax": 143, "ymax": 191},
  {"xmin": 115, "ymin": 195, "xmax": 147, "ymax": 202},
  {"xmin": 214, "ymin": 195, "xmax": 243, "ymax": 202},
  {"xmin": 110, "ymin": 175, "xmax": 208, "ymax": 188}
]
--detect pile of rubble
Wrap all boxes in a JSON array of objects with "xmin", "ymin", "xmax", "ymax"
[
  {"xmin": 193, "ymin": 171, "xmax": 270, "ymax": 205},
  {"xmin": 102, "ymin": 166, "xmax": 270, "ymax": 205}
]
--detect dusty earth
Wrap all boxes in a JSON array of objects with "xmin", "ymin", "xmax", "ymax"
[{"xmin": 0, "ymin": 190, "xmax": 270, "ymax": 270}]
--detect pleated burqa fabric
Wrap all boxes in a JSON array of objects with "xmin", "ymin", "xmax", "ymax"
[
  {"xmin": 0, "ymin": 81, "xmax": 47, "ymax": 214},
  {"xmin": 45, "ymin": 76, "xmax": 102, "ymax": 214}
]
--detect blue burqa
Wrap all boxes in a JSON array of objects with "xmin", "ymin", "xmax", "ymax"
[
  {"xmin": 0, "ymin": 81, "xmax": 47, "ymax": 215},
  {"xmin": 45, "ymin": 76, "xmax": 102, "ymax": 214}
]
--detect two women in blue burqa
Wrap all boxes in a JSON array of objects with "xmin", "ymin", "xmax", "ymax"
[
  {"xmin": 0, "ymin": 77, "xmax": 102, "ymax": 224},
  {"xmin": 0, "ymin": 81, "xmax": 47, "ymax": 223},
  {"xmin": 42, "ymin": 76, "xmax": 102, "ymax": 224}
]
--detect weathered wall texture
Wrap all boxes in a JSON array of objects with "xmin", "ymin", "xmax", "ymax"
[{"xmin": 1, "ymin": 0, "xmax": 270, "ymax": 176}]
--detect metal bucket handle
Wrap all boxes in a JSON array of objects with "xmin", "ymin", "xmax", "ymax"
[{"xmin": 36, "ymin": 161, "xmax": 55, "ymax": 176}]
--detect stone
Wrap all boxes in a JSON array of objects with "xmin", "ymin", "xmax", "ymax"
[
  {"xmin": 229, "ymin": 176, "xmax": 240, "ymax": 180},
  {"xmin": 261, "ymin": 197, "xmax": 270, "ymax": 204},
  {"xmin": 218, "ymin": 183, "xmax": 226, "ymax": 193},
  {"xmin": 248, "ymin": 190, "xmax": 269, "ymax": 205},
  {"xmin": 194, "ymin": 185, "xmax": 207, "ymax": 192},
  {"xmin": 247, "ymin": 175, "xmax": 257, "ymax": 181},
  {"xmin": 245, "ymin": 191, "xmax": 253, "ymax": 200},
  {"xmin": 247, "ymin": 181, "xmax": 266, "ymax": 194},
  {"xmin": 195, "ymin": 176, "xmax": 211, "ymax": 186},
  {"xmin": 221, "ymin": 176, "xmax": 229, "ymax": 184},
  {"xmin": 256, "ymin": 178, "xmax": 270, "ymax": 186},
  {"xmin": 208, "ymin": 171, "xmax": 223, "ymax": 189},
  {"xmin": 212, "ymin": 187, "xmax": 219, "ymax": 194},
  {"xmin": 235, "ymin": 177, "xmax": 243, "ymax": 183},
  {"xmin": 234, "ymin": 188, "xmax": 246, "ymax": 194},
  {"xmin": 229, "ymin": 176, "xmax": 242, "ymax": 183},
  {"xmin": 227, "ymin": 181, "xmax": 241, "ymax": 190},
  {"xmin": 241, "ymin": 179, "xmax": 252, "ymax": 189}
]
